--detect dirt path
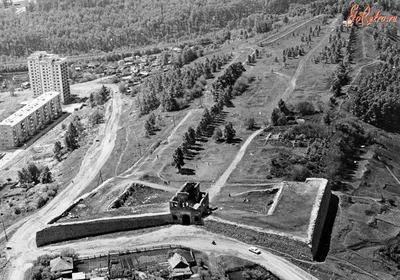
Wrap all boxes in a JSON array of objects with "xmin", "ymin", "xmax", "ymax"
[
  {"xmin": 278, "ymin": 16, "xmax": 339, "ymax": 105},
  {"xmin": 25, "ymin": 225, "xmax": 318, "ymax": 280},
  {"xmin": 208, "ymin": 128, "xmax": 264, "ymax": 202},
  {"xmin": 4, "ymin": 89, "xmax": 122, "ymax": 280},
  {"xmin": 385, "ymin": 165, "xmax": 400, "ymax": 186},
  {"xmin": 257, "ymin": 15, "xmax": 322, "ymax": 46}
]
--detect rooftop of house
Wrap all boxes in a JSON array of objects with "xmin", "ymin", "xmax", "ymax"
[
  {"xmin": 168, "ymin": 253, "xmax": 189, "ymax": 269},
  {"xmin": 50, "ymin": 256, "xmax": 73, "ymax": 273},
  {"xmin": 0, "ymin": 91, "xmax": 60, "ymax": 127}
]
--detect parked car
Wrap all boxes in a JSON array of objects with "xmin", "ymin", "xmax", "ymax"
[{"xmin": 249, "ymin": 247, "xmax": 261, "ymax": 254}]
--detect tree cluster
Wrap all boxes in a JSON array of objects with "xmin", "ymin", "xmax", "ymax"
[
  {"xmin": 352, "ymin": 30, "xmax": 400, "ymax": 130},
  {"xmin": 314, "ymin": 29, "xmax": 345, "ymax": 64},
  {"xmin": 282, "ymin": 45, "xmax": 305, "ymax": 60},
  {"xmin": 89, "ymin": 85, "xmax": 111, "ymax": 106},
  {"xmin": 0, "ymin": 0, "xmax": 304, "ymax": 60},
  {"xmin": 137, "ymin": 54, "xmax": 230, "ymax": 115},
  {"xmin": 18, "ymin": 163, "xmax": 52, "ymax": 187},
  {"xmin": 29, "ymin": 249, "xmax": 78, "ymax": 280},
  {"xmin": 64, "ymin": 122, "xmax": 80, "ymax": 151},
  {"xmin": 144, "ymin": 113, "xmax": 160, "ymax": 137},
  {"xmin": 211, "ymin": 62, "xmax": 246, "ymax": 103},
  {"xmin": 331, "ymin": 62, "xmax": 350, "ymax": 97},
  {"xmin": 271, "ymin": 99, "xmax": 291, "ymax": 126}
]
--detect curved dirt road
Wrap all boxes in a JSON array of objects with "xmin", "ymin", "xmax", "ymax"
[
  {"xmin": 4, "ymin": 89, "xmax": 122, "ymax": 280},
  {"xmin": 36, "ymin": 225, "xmax": 318, "ymax": 280}
]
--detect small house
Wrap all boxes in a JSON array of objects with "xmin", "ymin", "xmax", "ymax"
[
  {"xmin": 169, "ymin": 253, "xmax": 192, "ymax": 279},
  {"xmin": 50, "ymin": 256, "xmax": 73, "ymax": 275}
]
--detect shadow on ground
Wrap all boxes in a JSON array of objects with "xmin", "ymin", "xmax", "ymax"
[{"xmin": 313, "ymin": 194, "xmax": 339, "ymax": 262}]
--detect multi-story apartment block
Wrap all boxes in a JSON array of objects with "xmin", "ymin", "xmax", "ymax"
[
  {"xmin": 28, "ymin": 51, "xmax": 70, "ymax": 104},
  {"xmin": 0, "ymin": 91, "xmax": 62, "ymax": 149}
]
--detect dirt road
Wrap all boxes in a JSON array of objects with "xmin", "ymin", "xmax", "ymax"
[
  {"xmin": 31, "ymin": 225, "xmax": 318, "ymax": 280},
  {"xmin": 208, "ymin": 128, "xmax": 264, "ymax": 202},
  {"xmin": 4, "ymin": 89, "xmax": 122, "ymax": 280}
]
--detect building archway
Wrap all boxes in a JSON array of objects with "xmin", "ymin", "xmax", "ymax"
[{"xmin": 182, "ymin": 214, "xmax": 191, "ymax": 225}]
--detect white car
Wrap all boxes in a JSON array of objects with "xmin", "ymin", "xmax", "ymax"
[{"xmin": 249, "ymin": 247, "xmax": 261, "ymax": 254}]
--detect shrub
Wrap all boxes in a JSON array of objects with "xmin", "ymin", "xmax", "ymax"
[
  {"xmin": 212, "ymin": 128, "xmax": 223, "ymax": 141},
  {"xmin": 284, "ymin": 123, "xmax": 327, "ymax": 140},
  {"xmin": 36, "ymin": 194, "xmax": 49, "ymax": 209},
  {"xmin": 244, "ymin": 117, "xmax": 255, "ymax": 130},
  {"xmin": 14, "ymin": 207, "xmax": 21, "ymax": 215},
  {"xmin": 295, "ymin": 101, "xmax": 315, "ymax": 115},
  {"xmin": 289, "ymin": 166, "xmax": 312, "ymax": 181},
  {"xmin": 232, "ymin": 76, "xmax": 249, "ymax": 95}
]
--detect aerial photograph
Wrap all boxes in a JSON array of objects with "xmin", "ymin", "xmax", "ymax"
[{"xmin": 0, "ymin": 0, "xmax": 399, "ymax": 279}]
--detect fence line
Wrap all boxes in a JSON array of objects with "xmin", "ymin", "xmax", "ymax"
[{"xmin": 76, "ymin": 244, "xmax": 190, "ymax": 261}]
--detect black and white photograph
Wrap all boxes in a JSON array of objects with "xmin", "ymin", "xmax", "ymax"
[{"xmin": 0, "ymin": 1, "xmax": 399, "ymax": 280}]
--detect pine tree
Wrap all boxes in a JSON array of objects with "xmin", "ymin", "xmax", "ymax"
[
  {"xmin": 65, "ymin": 123, "xmax": 80, "ymax": 151},
  {"xmin": 27, "ymin": 163, "xmax": 41, "ymax": 184},
  {"xmin": 271, "ymin": 108, "xmax": 280, "ymax": 126},
  {"xmin": 144, "ymin": 120, "xmax": 152, "ymax": 137},
  {"xmin": 53, "ymin": 141, "xmax": 63, "ymax": 162},
  {"xmin": 39, "ymin": 166, "xmax": 52, "ymax": 184},
  {"xmin": 278, "ymin": 99, "xmax": 290, "ymax": 115},
  {"xmin": 188, "ymin": 127, "xmax": 196, "ymax": 144},
  {"xmin": 224, "ymin": 122, "xmax": 236, "ymax": 143},
  {"xmin": 173, "ymin": 147, "xmax": 184, "ymax": 172}
]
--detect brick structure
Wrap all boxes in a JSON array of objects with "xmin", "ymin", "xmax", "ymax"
[{"xmin": 170, "ymin": 182, "xmax": 209, "ymax": 225}]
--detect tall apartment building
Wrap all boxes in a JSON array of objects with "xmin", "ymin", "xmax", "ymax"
[
  {"xmin": 0, "ymin": 91, "xmax": 62, "ymax": 149},
  {"xmin": 28, "ymin": 51, "xmax": 70, "ymax": 104}
]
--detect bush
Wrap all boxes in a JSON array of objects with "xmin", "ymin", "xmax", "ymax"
[
  {"xmin": 212, "ymin": 128, "xmax": 223, "ymax": 141},
  {"xmin": 284, "ymin": 123, "xmax": 327, "ymax": 140},
  {"xmin": 289, "ymin": 166, "xmax": 312, "ymax": 181},
  {"xmin": 36, "ymin": 194, "xmax": 49, "ymax": 209},
  {"xmin": 232, "ymin": 76, "xmax": 249, "ymax": 95},
  {"xmin": 295, "ymin": 101, "xmax": 315, "ymax": 115},
  {"xmin": 244, "ymin": 117, "xmax": 255, "ymax": 130}
]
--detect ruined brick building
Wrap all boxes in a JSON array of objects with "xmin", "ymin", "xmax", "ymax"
[{"xmin": 170, "ymin": 182, "xmax": 209, "ymax": 225}]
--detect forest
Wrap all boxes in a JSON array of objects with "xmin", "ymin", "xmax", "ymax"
[
  {"xmin": 0, "ymin": 0, "xmax": 343, "ymax": 62},
  {"xmin": 351, "ymin": 26, "xmax": 400, "ymax": 131}
]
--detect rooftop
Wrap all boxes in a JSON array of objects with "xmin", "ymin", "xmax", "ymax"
[
  {"xmin": 28, "ymin": 51, "xmax": 67, "ymax": 63},
  {"xmin": 50, "ymin": 256, "xmax": 73, "ymax": 273},
  {"xmin": 0, "ymin": 91, "xmax": 60, "ymax": 127}
]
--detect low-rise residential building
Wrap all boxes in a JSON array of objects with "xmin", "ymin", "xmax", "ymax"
[
  {"xmin": 50, "ymin": 256, "xmax": 74, "ymax": 276},
  {"xmin": 0, "ymin": 91, "xmax": 62, "ymax": 149}
]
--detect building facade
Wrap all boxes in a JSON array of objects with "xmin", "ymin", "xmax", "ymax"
[
  {"xmin": 0, "ymin": 91, "xmax": 62, "ymax": 149},
  {"xmin": 170, "ymin": 182, "xmax": 209, "ymax": 225},
  {"xmin": 28, "ymin": 51, "xmax": 70, "ymax": 104}
]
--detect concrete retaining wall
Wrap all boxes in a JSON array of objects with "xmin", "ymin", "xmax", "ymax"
[{"xmin": 36, "ymin": 213, "xmax": 173, "ymax": 247}]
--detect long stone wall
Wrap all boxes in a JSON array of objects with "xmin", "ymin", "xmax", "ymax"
[
  {"xmin": 306, "ymin": 178, "xmax": 331, "ymax": 259},
  {"xmin": 36, "ymin": 213, "xmax": 173, "ymax": 247}
]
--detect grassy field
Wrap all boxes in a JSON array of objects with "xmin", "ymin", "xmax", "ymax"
[
  {"xmin": 0, "ymin": 88, "xmax": 34, "ymax": 121},
  {"xmin": 213, "ymin": 180, "xmax": 320, "ymax": 239}
]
